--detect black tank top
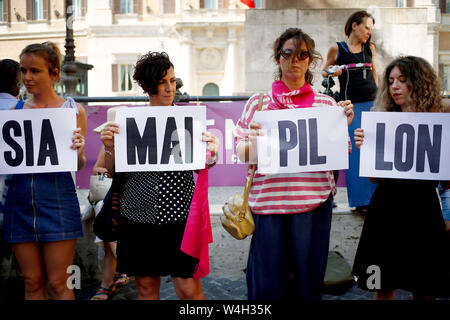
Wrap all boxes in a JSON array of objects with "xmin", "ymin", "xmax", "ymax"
[{"xmin": 335, "ymin": 41, "xmax": 377, "ymax": 103}]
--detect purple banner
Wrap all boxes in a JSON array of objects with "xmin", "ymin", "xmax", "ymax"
[
  {"xmin": 75, "ymin": 102, "xmax": 249, "ymax": 189},
  {"xmin": 75, "ymin": 102, "xmax": 347, "ymax": 189}
]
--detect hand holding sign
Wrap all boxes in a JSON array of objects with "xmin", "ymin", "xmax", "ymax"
[
  {"xmin": 354, "ymin": 128, "xmax": 365, "ymax": 149},
  {"xmin": 337, "ymin": 100, "xmax": 355, "ymax": 126}
]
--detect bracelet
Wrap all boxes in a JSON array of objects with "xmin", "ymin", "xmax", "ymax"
[
  {"xmin": 207, "ymin": 153, "xmax": 218, "ymax": 165},
  {"xmin": 104, "ymin": 149, "xmax": 113, "ymax": 156}
]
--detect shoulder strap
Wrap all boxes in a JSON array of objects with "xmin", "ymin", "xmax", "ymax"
[
  {"xmin": 240, "ymin": 93, "xmax": 264, "ymax": 215},
  {"xmin": 14, "ymin": 100, "xmax": 25, "ymax": 110}
]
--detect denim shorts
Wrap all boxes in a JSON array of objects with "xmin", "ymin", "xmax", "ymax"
[{"xmin": 3, "ymin": 172, "xmax": 83, "ymax": 243}]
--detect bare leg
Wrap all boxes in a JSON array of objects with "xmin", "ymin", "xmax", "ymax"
[
  {"xmin": 135, "ymin": 276, "xmax": 161, "ymax": 300},
  {"xmin": 42, "ymin": 239, "xmax": 77, "ymax": 300},
  {"xmin": 100, "ymin": 242, "xmax": 117, "ymax": 288},
  {"xmin": 12, "ymin": 242, "xmax": 46, "ymax": 300},
  {"xmin": 172, "ymin": 277, "xmax": 205, "ymax": 300},
  {"xmin": 374, "ymin": 290, "xmax": 395, "ymax": 300}
]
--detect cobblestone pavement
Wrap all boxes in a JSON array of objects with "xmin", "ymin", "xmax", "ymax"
[{"xmin": 2, "ymin": 187, "xmax": 448, "ymax": 301}]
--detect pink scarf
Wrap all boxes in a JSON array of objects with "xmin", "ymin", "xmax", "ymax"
[
  {"xmin": 180, "ymin": 153, "xmax": 213, "ymax": 279},
  {"xmin": 269, "ymin": 80, "xmax": 315, "ymax": 110}
]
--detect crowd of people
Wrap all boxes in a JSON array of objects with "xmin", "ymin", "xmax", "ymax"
[{"xmin": 0, "ymin": 9, "xmax": 449, "ymax": 301}]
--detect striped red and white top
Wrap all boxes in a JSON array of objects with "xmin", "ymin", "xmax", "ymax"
[{"xmin": 234, "ymin": 91, "xmax": 343, "ymax": 215}]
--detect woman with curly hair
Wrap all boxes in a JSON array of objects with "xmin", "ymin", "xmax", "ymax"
[
  {"xmin": 352, "ymin": 56, "xmax": 450, "ymax": 300},
  {"xmin": 99, "ymin": 51, "xmax": 220, "ymax": 300}
]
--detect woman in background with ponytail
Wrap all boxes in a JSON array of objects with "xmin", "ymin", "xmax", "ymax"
[
  {"xmin": 2, "ymin": 42, "xmax": 87, "ymax": 300},
  {"xmin": 322, "ymin": 10, "xmax": 378, "ymax": 215}
]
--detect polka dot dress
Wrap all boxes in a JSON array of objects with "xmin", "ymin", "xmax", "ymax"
[{"xmin": 119, "ymin": 171, "xmax": 195, "ymax": 225}]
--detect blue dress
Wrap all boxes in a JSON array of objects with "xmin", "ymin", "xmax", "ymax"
[{"xmin": 2, "ymin": 99, "xmax": 83, "ymax": 243}]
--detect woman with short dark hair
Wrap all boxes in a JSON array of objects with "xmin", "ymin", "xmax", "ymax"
[{"xmin": 100, "ymin": 51, "xmax": 220, "ymax": 300}]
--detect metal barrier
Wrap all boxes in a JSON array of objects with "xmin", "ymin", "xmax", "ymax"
[{"xmin": 72, "ymin": 95, "xmax": 252, "ymax": 103}]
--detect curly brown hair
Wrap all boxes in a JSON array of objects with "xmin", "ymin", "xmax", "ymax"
[
  {"xmin": 373, "ymin": 56, "xmax": 443, "ymax": 113},
  {"xmin": 133, "ymin": 51, "xmax": 174, "ymax": 95},
  {"xmin": 273, "ymin": 28, "xmax": 321, "ymax": 84}
]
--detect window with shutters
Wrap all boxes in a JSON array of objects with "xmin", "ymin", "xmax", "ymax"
[
  {"xmin": 26, "ymin": 0, "xmax": 50, "ymax": 21},
  {"xmin": 112, "ymin": 64, "xmax": 135, "ymax": 92},
  {"xmin": 121, "ymin": 0, "xmax": 134, "ymax": 13},
  {"xmin": 200, "ymin": 0, "xmax": 218, "ymax": 9},
  {"xmin": 33, "ymin": 0, "xmax": 44, "ymax": 19},
  {"xmin": 202, "ymin": 83, "xmax": 219, "ymax": 96},
  {"xmin": 0, "ymin": 0, "xmax": 3, "ymax": 22},
  {"xmin": 72, "ymin": 0, "xmax": 86, "ymax": 18},
  {"xmin": 446, "ymin": 0, "xmax": 450, "ymax": 13},
  {"xmin": 444, "ymin": 65, "xmax": 450, "ymax": 92}
]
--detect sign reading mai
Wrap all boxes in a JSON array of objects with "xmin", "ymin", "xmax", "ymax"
[
  {"xmin": 0, "ymin": 108, "xmax": 77, "ymax": 174},
  {"xmin": 253, "ymin": 107, "xmax": 349, "ymax": 174},
  {"xmin": 114, "ymin": 106, "xmax": 207, "ymax": 172},
  {"xmin": 360, "ymin": 112, "xmax": 450, "ymax": 180}
]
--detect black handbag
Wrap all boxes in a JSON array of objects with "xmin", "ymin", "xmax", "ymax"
[{"xmin": 93, "ymin": 173, "xmax": 124, "ymax": 242}]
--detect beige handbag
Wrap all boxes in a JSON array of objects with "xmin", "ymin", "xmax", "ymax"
[
  {"xmin": 88, "ymin": 173, "xmax": 112, "ymax": 203},
  {"xmin": 220, "ymin": 93, "xmax": 264, "ymax": 240}
]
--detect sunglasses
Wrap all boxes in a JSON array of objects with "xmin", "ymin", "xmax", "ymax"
[{"xmin": 280, "ymin": 49, "xmax": 310, "ymax": 61}]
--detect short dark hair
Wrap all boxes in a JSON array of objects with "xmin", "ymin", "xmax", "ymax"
[
  {"xmin": 0, "ymin": 59, "xmax": 21, "ymax": 96},
  {"xmin": 273, "ymin": 28, "xmax": 321, "ymax": 84},
  {"xmin": 344, "ymin": 10, "xmax": 375, "ymax": 43},
  {"xmin": 133, "ymin": 52, "xmax": 174, "ymax": 95}
]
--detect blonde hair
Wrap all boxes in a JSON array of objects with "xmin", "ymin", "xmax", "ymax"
[
  {"xmin": 373, "ymin": 56, "xmax": 443, "ymax": 113},
  {"xmin": 20, "ymin": 41, "xmax": 62, "ymax": 83}
]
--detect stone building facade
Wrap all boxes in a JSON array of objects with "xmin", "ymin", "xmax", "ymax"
[{"xmin": 1, "ymin": 1, "xmax": 450, "ymax": 96}]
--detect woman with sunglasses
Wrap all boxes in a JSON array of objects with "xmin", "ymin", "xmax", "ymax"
[
  {"xmin": 234, "ymin": 28, "xmax": 354, "ymax": 300},
  {"xmin": 322, "ymin": 10, "xmax": 378, "ymax": 215}
]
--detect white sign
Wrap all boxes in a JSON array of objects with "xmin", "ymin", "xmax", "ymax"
[
  {"xmin": 253, "ymin": 107, "xmax": 349, "ymax": 174},
  {"xmin": 114, "ymin": 106, "xmax": 207, "ymax": 172},
  {"xmin": 0, "ymin": 108, "xmax": 77, "ymax": 174},
  {"xmin": 360, "ymin": 112, "xmax": 450, "ymax": 180}
]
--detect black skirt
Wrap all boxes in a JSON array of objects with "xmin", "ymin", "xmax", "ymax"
[
  {"xmin": 352, "ymin": 179, "xmax": 450, "ymax": 296},
  {"xmin": 116, "ymin": 215, "xmax": 199, "ymax": 278}
]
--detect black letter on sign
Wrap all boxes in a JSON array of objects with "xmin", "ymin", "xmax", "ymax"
[
  {"xmin": 3, "ymin": 120, "xmax": 23, "ymax": 167},
  {"xmin": 37, "ymin": 119, "xmax": 58, "ymax": 166},
  {"xmin": 184, "ymin": 117, "xmax": 193, "ymax": 164},
  {"xmin": 394, "ymin": 124, "xmax": 414, "ymax": 172},
  {"xmin": 309, "ymin": 119, "xmax": 326, "ymax": 165},
  {"xmin": 297, "ymin": 119, "xmax": 307, "ymax": 166},
  {"xmin": 161, "ymin": 117, "xmax": 182, "ymax": 164},
  {"xmin": 24, "ymin": 120, "xmax": 34, "ymax": 166},
  {"xmin": 278, "ymin": 121, "xmax": 297, "ymax": 167},
  {"xmin": 375, "ymin": 123, "xmax": 393, "ymax": 171},
  {"xmin": 416, "ymin": 124, "xmax": 442, "ymax": 173},
  {"xmin": 126, "ymin": 117, "xmax": 157, "ymax": 165}
]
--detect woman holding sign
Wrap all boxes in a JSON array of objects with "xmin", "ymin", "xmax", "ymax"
[
  {"xmin": 234, "ymin": 28, "xmax": 354, "ymax": 300},
  {"xmin": 322, "ymin": 10, "xmax": 378, "ymax": 215},
  {"xmin": 352, "ymin": 56, "xmax": 450, "ymax": 299},
  {"xmin": 99, "ymin": 52, "xmax": 220, "ymax": 300},
  {"xmin": 2, "ymin": 42, "xmax": 87, "ymax": 300}
]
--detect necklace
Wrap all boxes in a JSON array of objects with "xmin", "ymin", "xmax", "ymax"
[{"xmin": 345, "ymin": 40, "xmax": 367, "ymax": 79}]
